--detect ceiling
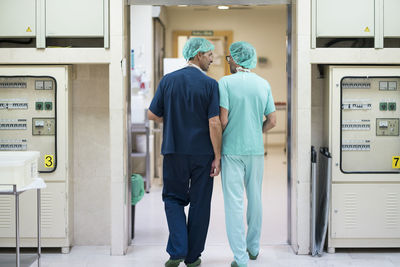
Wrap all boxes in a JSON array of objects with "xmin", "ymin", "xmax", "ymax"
[
  {"xmin": 166, "ymin": 5, "xmax": 283, "ymax": 11},
  {"xmin": 128, "ymin": 0, "xmax": 290, "ymax": 5}
]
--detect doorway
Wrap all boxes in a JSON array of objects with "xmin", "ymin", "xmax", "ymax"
[
  {"xmin": 129, "ymin": 2, "xmax": 292, "ymax": 251},
  {"xmin": 173, "ymin": 30, "xmax": 233, "ymax": 79}
]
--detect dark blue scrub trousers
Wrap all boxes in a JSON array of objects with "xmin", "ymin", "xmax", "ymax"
[{"xmin": 162, "ymin": 154, "xmax": 214, "ymax": 264}]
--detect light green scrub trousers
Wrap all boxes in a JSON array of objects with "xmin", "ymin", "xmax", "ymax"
[{"xmin": 221, "ymin": 154, "xmax": 264, "ymax": 267}]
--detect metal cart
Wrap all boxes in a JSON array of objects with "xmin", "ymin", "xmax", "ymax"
[{"xmin": 0, "ymin": 180, "xmax": 45, "ymax": 267}]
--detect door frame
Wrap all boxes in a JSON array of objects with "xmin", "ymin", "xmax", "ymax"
[{"xmin": 129, "ymin": 1, "xmax": 293, "ymax": 247}]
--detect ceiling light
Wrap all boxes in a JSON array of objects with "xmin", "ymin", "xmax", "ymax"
[
  {"xmin": 178, "ymin": 5, "xmax": 188, "ymax": 7},
  {"xmin": 218, "ymin": 6, "xmax": 229, "ymax": 10}
]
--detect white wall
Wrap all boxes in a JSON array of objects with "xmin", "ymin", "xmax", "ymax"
[
  {"xmin": 130, "ymin": 5, "xmax": 154, "ymax": 100},
  {"xmin": 130, "ymin": 5, "xmax": 156, "ymax": 181}
]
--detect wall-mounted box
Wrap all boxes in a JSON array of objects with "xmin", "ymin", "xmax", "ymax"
[
  {"xmin": 0, "ymin": 0, "xmax": 109, "ymax": 48},
  {"xmin": 316, "ymin": 0, "xmax": 375, "ymax": 38},
  {"xmin": 0, "ymin": 0, "xmax": 36, "ymax": 37},
  {"xmin": 384, "ymin": 0, "xmax": 400, "ymax": 37},
  {"xmin": 46, "ymin": 0, "xmax": 104, "ymax": 37}
]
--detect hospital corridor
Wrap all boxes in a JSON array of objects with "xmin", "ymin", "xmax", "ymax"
[{"xmin": 1, "ymin": 0, "xmax": 400, "ymax": 266}]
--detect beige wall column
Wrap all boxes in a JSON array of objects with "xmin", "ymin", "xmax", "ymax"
[
  {"xmin": 291, "ymin": 0, "xmax": 312, "ymax": 255},
  {"xmin": 109, "ymin": 0, "xmax": 130, "ymax": 255}
]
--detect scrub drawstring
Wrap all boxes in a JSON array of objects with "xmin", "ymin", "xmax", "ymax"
[{"xmin": 236, "ymin": 66, "xmax": 250, "ymax": 73}]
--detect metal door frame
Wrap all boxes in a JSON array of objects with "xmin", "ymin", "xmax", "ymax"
[{"xmin": 128, "ymin": 0, "xmax": 293, "ymax": 245}]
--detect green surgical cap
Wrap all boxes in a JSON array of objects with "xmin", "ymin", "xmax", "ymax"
[
  {"xmin": 229, "ymin": 41, "xmax": 257, "ymax": 69},
  {"xmin": 182, "ymin": 37, "xmax": 215, "ymax": 60}
]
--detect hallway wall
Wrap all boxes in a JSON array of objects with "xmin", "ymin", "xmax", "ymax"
[
  {"xmin": 165, "ymin": 5, "xmax": 287, "ymax": 103},
  {"xmin": 164, "ymin": 5, "xmax": 287, "ymax": 145}
]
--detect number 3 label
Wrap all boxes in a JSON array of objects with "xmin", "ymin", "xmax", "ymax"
[
  {"xmin": 392, "ymin": 156, "xmax": 400, "ymax": 169},
  {"xmin": 45, "ymin": 155, "xmax": 54, "ymax": 168}
]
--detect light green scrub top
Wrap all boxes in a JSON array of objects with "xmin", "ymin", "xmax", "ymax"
[{"xmin": 219, "ymin": 72, "xmax": 275, "ymax": 155}]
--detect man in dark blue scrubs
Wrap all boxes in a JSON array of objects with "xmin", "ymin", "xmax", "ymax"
[{"xmin": 148, "ymin": 37, "xmax": 222, "ymax": 267}]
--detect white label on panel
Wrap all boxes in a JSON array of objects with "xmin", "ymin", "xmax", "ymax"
[
  {"xmin": 342, "ymin": 144, "xmax": 371, "ymax": 151},
  {"xmin": 342, "ymin": 103, "xmax": 372, "ymax": 110}
]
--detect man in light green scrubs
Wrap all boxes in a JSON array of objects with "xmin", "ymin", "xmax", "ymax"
[{"xmin": 219, "ymin": 41, "xmax": 276, "ymax": 267}]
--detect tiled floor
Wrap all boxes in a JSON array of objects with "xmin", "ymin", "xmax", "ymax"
[
  {"xmin": 16, "ymin": 245, "xmax": 400, "ymax": 267},
  {"xmin": 8, "ymin": 146, "xmax": 399, "ymax": 266}
]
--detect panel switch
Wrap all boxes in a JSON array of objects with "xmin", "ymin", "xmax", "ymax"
[
  {"xmin": 44, "ymin": 102, "xmax": 53, "ymax": 110},
  {"xmin": 379, "ymin": 102, "xmax": 388, "ymax": 111},
  {"xmin": 35, "ymin": 102, "xmax": 43, "ymax": 110},
  {"xmin": 389, "ymin": 102, "xmax": 396, "ymax": 111}
]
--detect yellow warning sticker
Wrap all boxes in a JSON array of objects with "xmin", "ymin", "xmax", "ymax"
[
  {"xmin": 26, "ymin": 27, "xmax": 32, "ymax": 32},
  {"xmin": 44, "ymin": 155, "xmax": 54, "ymax": 168},
  {"xmin": 364, "ymin": 27, "xmax": 370, "ymax": 33},
  {"xmin": 392, "ymin": 156, "xmax": 400, "ymax": 168}
]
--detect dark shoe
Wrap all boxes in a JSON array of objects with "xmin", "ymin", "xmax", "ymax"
[
  {"xmin": 247, "ymin": 249, "xmax": 258, "ymax": 260},
  {"xmin": 231, "ymin": 261, "xmax": 239, "ymax": 267},
  {"xmin": 165, "ymin": 258, "xmax": 184, "ymax": 267},
  {"xmin": 186, "ymin": 258, "xmax": 201, "ymax": 266}
]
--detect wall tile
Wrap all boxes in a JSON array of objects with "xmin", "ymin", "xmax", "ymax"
[
  {"xmin": 74, "ymin": 174, "xmax": 110, "ymax": 245},
  {"xmin": 72, "ymin": 64, "xmax": 110, "ymax": 245},
  {"xmin": 296, "ymin": 181, "xmax": 311, "ymax": 253}
]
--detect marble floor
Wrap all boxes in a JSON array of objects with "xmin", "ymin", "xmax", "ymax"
[{"xmin": 1, "ymin": 146, "xmax": 398, "ymax": 266}]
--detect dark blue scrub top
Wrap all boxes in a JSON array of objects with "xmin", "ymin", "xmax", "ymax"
[{"xmin": 149, "ymin": 66, "xmax": 219, "ymax": 155}]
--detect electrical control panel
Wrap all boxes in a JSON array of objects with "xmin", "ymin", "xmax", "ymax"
[
  {"xmin": 327, "ymin": 66, "xmax": 400, "ymax": 251},
  {"xmin": 0, "ymin": 66, "xmax": 72, "ymax": 250},
  {"xmin": 0, "ymin": 76, "xmax": 56, "ymax": 172},
  {"xmin": 340, "ymin": 76, "xmax": 400, "ymax": 173}
]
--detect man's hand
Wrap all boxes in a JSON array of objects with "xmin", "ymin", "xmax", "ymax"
[
  {"xmin": 209, "ymin": 115, "xmax": 222, "ymax": 177},
  {"xmin": 210, "ymin": 157, "xmax": 221, "ymax": 177}
]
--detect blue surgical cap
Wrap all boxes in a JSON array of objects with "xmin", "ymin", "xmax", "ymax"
[
  {"xmin": 229, "ymin": 41, "xmax": 257, "ymax": 69},
  {"xmin": 182, "ymin": 37, "xmax": 215, "ymax": 60}
]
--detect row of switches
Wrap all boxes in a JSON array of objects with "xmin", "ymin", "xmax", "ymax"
[
  {"xmin": 379, "ymin": 102, "xmax": 396, "ymax": 111},
  {"xmin": 35, "ymin": 102, "xmax": 52, "ymax": 110}
]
